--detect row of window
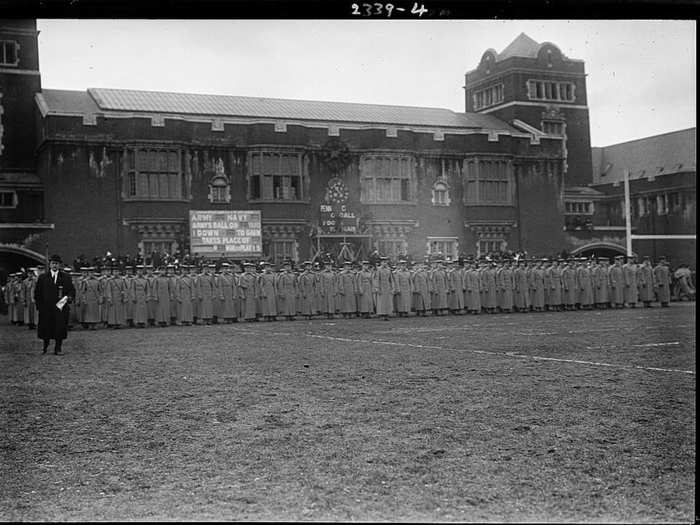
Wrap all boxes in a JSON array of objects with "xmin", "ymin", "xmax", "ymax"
[
  {"xmin": 121, "ymin": 149, "xmax": 516, "ymax": 206},
  {"xmin": 473, "ymin": 83, "xmax": 504, "ymax": 110},
  {"xmin": 564, "ymin": 201, "xmax": 593, "ymax": 214},
  {"xmin": 527, "ymin": 80, "xmax": 575, "ymax": 102},
  {"xmin": 604, "ymin": 191, "xmax": 691, "ymax": 223},
  {"xmin": 0, "ymin": 40, "xmax": 18, "ymax": 67},
  {"xmin": 630, "ymin": 192, "xmax": 684, "ymax": 219}
]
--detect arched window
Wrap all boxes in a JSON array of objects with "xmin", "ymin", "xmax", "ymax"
[
  {"xmin": 431, "ymin": 178, "xmax": 452, "ymax": 206},
  {"xmin": 431, "ymin": 180, "xmax": 451, "ymax": 206},
  {"xmin": 209, "ymin": 175, "xmax": 230, "ymax": 203}
]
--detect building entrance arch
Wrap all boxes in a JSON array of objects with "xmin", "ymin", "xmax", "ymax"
[
  {"xmin": 570, "ymin": 242, "xmax": 633, "ymax": 260},
  {"xmin": 0, "ymin": 245, "xmax": 47, "ymax": 284}
]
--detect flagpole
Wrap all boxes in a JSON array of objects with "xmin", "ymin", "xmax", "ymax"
[{"xmin": 624, "ymin": 168, "xmax": 632, "ymax": 256}]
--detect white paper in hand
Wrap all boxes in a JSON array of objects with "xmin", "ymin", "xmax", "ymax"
[{"xmin": 56, "ymin": 296, "xmax": 68, "ymax": 310}]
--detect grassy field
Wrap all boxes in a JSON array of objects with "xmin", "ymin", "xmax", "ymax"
[{"xmin": 1, "ymin": 304, "xmax": 695, "ymax": 522}]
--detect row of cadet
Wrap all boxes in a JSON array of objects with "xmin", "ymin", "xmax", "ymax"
[{"xmin": 2, "ymin": 254, "xmax": 691, "ymax": 329}]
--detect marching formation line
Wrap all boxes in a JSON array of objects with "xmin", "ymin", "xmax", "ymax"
[{"xmin": 303, "ymin": 334, "xmax": 695, "ymax": 376}]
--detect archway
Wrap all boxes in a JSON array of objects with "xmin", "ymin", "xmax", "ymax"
[
  {"xmin": 570, "ymin": 242, "xmax": 633, "ymax": 260},
  {"xmin": 0, "ymin": 245, "xmax": 46, "ymax": 285}
]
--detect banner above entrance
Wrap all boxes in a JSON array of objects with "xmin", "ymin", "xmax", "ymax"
[{"xmin": 189, "ymin": 210, "xmax": 262, "ymax": 258}]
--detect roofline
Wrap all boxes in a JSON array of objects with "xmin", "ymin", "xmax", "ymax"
[
  {"xmin": 36, "ymin": 89, "xmax": 524, "ymax": 136},
  {"xmin": 593, "ymin": 127, "xmax": 696, "ymax": 149},
  {"xmin": 86, "ymin": 87, "xmax": 462, "ymax": 115}
]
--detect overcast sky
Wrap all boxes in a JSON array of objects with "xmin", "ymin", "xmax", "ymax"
[{"xmin": 36, "ymin": 19, "xmax": 695, "ymax": 147}]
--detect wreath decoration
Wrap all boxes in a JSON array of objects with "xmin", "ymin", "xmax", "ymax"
[{"xmin": 320, "ymin": 138, "xmax": 352, "ymax": 176}]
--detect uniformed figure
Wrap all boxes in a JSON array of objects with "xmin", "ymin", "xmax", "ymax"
[
  {"xmin": 79, "ymin": 267, "xmax": 102, "ymax": 329},
  {"xmin": 337, "ymin": 261, "xmax": 358, "ymax": 318},
  {"xmin": 153, "ymin": 268, "xmax": 173, "ymax": 327},
  {"xmin": 297, "ymin": 261, "xmax": 316, "ymax": 319},
  {"xmin": 98, "ymin": 265, "xmax": 112, "ymax": 327},
  {"xmin": 144, "ymin": 265, "xmax": 157, "ymax": 326},
  {"xmin": 561, "ymin": 259, "xmax": 578, "ymax": 310},
  {"xmin": 411, "ymin": 262, "xmax": 431, "ymax": 316},
  {"xmin": 276, "ymin": 261, "xmax": 298, "ymax": 320},
  {"xmin": 166, "ymin": 264, "xmax": 179, "ymax": 325},
  {"xmin": 105, "ymin": 266, "xmax": 127, "ymax": 328},
  {"xmin": 430, "ymin": 260, "xmax": 449, "ymax": 316},
  {"xmin": 593, "ymin": 258, "xmax": 610, "ymax": 308},
  {"xmin": 482, "ymin": 262, "xmax": 498, "ymax": 313},
  {"xmin": 577, "ymin": 258, "xmax": 594, "ymax": 309},
  {"xmin": 373, "ymin": 257, "xmax": 395, "ymax": 321},
  {"xmin": 531, "ymin": 260, "xmax": 546, "ymax": 312},
  {"xmin": 513, "ymin": 260, "xmax": 530, "ymax": 312},
  {"xmin": 609, "ymin": 255, "xmax": 626, "ymax": 308},
  {"xmin": 123, "ymin": 266, "xmax": 135, "ymax": 327},
  {"xmin": 23, "ymin": 269, "xmax": 38, "ymax": 329},
  {"xmin": 464, "ymin": 261, "xmax": 482, "ymax": 314},
  {"xmin": 239, "ymin": 263, "xmax": 259, "ymax": 321},
  {"xmin": 637, "ymin": 256, "xmax": 655, "ymax": 307},
  {"xmin": 653, "ymin": 256, "xmax": 671, "ymax": 307},
  {"xmin": 497, "ymin": 260, "xmax": 514, "ymax": 313},
  {"xmin": 393, "ymin": 259, "xmax": 413, "ymax": 317},
  {"xmin": 130, "ymin": 265, "xmax": 150, "ymax": 327},
  {"xmin": 551, "ymin": 259, "xmax": 565, "ymax": 311},
  {"xmin": 446, "ymin": 260, "xmax": 464, "ymax": 315},
  {"xmin": 12, "ymin": 272, "xmax": 25, "ymax": 325},
  {"xmin": 257, "ymin": 262, "xmax": 277, "ymax": 321},
  {"xmin": 175, "ymin": 265, "xmax": 196, "ymax": 325},
  {"xmin": 217, "ymin": 263, "xmax": 238, "ymax": 323},
  {"xmin": 318, "ymin": 262, "xmax": 337, "ymax": 319},
  {"xmin": 623, "ymin": 255, "xmax": 639, "ymax": 307}
]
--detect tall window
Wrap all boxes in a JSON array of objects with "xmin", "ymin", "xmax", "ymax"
[
  {"xmin": 267, "ymin": 239, "xmax": 297, "ymax": 265},
  {"xmin": 208, "ymin": 175, "xmax": 230, "ymax": 204},
  {"xmin": 0, "ymin": 190, "xmax": 16, "ymax": 208},
  {"xmin": 360, "ymin": 154, "xmax": 415, "ymax": 204},
  {"xmin": 0, "ymin": 41, "xmax": 18, "ymax": 66},
  {"xmin": 527, "ymin": 80, "xmax": 575, "ymax": 102},
  {"xmin": 463, "ymin": 158, "xmax": 514, "ymax": 206},
  {"xmin": 428, "ymin": 237, "xmax": 457, "ymax": 259},
  {"xmin": 478, "ymin": 239, "xmax": 505, "ymax": 257},
  {"xmin": 249, "ymin": 151, "xmax": 304, "ymax": 201},
  {"xmin": 431, "ymin": 181, "xmax": 451, "ymax": 206},
  {"xmin": 124, "ymin": 148, "xmax": 186, "ymax": 200},
  {"xmin": 473, "ymin": 83, "xmax": 504, "ymax": 110},
  {"xmin": 376, "ymin": 239, "xmax": 405, "ymax": 259},
  {"xmin": 542, "ymin": 120, "xmax": 565, "ymax": 135},
  {"xmin": 142, "ymin": 240, "xmax": 174, "ymax": 257}
]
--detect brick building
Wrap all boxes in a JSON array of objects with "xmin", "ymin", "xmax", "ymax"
[{"xmin": 17, "ymin": 22, "xmax": 692, "ymax": 274}]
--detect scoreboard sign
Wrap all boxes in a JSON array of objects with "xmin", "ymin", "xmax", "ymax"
[{"xmin": 189, "ymin": 210, "xmax": 262, "ymax": 257}]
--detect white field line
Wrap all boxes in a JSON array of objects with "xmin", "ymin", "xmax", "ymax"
[
  {"xmin": 391, "ymin": 324, "xmax": 693, "ymax": 335},
  {"xmin": 632, "ymin": 342, "xmax": 681, "ymax": 347},
  {"xmin": 303, "ymin": 334, "xmax": 695, "ymax": 376}
]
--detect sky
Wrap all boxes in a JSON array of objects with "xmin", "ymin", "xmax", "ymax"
[{"xmin": 36, "ymin": 19, "xmax": 696, "ymax": 147}]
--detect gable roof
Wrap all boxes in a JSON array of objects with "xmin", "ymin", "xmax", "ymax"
[
  {"xmin": 36, "ymin": 87, "xmax": 518, "ymax": 133},
  {"xmin": 591, "ymin": 128, "xmax": 696, "ymax": 184}
]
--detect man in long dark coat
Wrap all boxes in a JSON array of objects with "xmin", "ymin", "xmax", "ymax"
[{"xmin": 34, "ymin": 254, "xmax": 76, "ymax": 355}]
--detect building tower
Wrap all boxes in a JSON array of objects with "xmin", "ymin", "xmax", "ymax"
[{"xmin": 464, "ymin": 33, "xmax": 593, "ymax": 188}]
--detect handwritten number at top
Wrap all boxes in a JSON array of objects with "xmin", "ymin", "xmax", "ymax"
[{"xmin": 351, "ymin": 2, "xmax": 427, "ymax": 17}]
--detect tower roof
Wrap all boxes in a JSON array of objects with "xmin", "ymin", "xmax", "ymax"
[{"xmin": 497, "ymin": 32, "xmax": 542, "ymax": 61}]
